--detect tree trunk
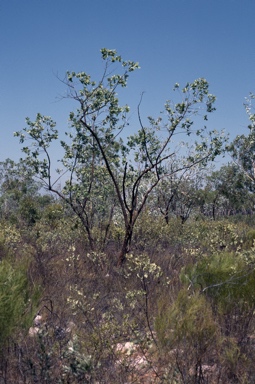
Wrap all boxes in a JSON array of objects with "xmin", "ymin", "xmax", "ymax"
[
  {"xmin": 79, "ymin": 214, "xmax": 95, "ymax": 251},
  {"xmin": 164, "ymin": 208, "xmax": 169, "ymax": 224},
  {"xmin": 117, "ymin": 225, "xmax": 133, "ymax": 266}
]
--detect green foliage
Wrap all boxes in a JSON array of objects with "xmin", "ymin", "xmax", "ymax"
[
  {"xmin": 125, "ymin": 253, "xmax": 162, "ymax": 280},
  {"xmin": 155, "ymin": 290, "xmax": 218, "ymax": 348},
  {"xmin": 62, "ymin": 335, "xmax": 93, "ymax": 382},
  {"xmin": 0, "ymin": 257, "xmax": 39, "ymax": 345},
  {"xmin": 205, "ymin": 163, "xmax": 255, "ymax": 217},
  {"xmin": 228, "ymin": 92, "xmax": 255, "ymax": 185},
  {"xmin": 0, "ymin": 222, "xmax": 22, "ymax": 252},
  {"xmin": 180, "ymin": 220, "xmax": 245, "ymax": 261},
  {"xmin": 181, "ymin": 250, "xmax": 255, "ymax": 314},
  {"xmin": 18, "ymin": 195, "xmax": 40, "ymax": 225},
  {"xmin": 41, "ymin": 202, "xmax": 64, "ymax": 226},
  {"xmin": 243, "ymin": 229, "xmax": 255, "ymax": 249},
  {"xmin": 0, "ymin": 159, "xmax": 43, "ymax": 225}
]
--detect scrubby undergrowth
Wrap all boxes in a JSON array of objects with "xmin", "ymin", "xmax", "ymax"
[{"xmin": 1, "ymin": 211, "xmax": 255, "ymax": 383}]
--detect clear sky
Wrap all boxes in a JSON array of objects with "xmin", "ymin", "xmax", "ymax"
[{"xmin": 1, "ymin": 0, "xmax": 255, "ymax": 165}]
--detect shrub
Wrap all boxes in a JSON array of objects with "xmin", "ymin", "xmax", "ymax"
[{"xmin": 0, "ymin": 257, "xmax": 39, "ymax": 345}]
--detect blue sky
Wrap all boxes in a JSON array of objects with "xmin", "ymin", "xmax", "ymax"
[{"xmin": 1, "ymin": 0, "xmax": 255, "ymax": 166}]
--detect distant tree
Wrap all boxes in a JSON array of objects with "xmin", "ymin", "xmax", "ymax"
[
  {"xmin": 0, "ymin": 158, "xmax": 39, "ymax": 197},
  {"xmin": 229, "ymin": 92, "xmax": 255, "ymax": 182},
  {"xmin": 156, "ymin": 164, "xmax": 206, "ymax": 224},
  {"xmin": 15, "ymin": 49, "xmax": 225, "ymax": 265},
  {"xmin": 0, "ymin": 159, "xmax": 55, "ymax": 225},
  {"xmin": 0, "ymin": 159, "xmax": 41, "ymax": 223},
  {"xmin": 206, "ymin": 163, "xmax": 254, "ymax": 217}
]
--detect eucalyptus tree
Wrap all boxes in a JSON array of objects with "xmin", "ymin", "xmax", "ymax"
[
  {"xmin": 206, "ymin": 163, "xmax": 255, "ymax": 217},
  {"xmin": 15, "ymin": 48, "xmax": 225, "ymax": 265},
  {"xmin": 229, "ymin": 92, "xmax": 255, "ymax": 182},
  {"xmin": 0, "ymin": 158, "xmax": 40, "ymax": 197},
  {"xmin": 155, "ymin": 164, "xmax": 207, "ymax": 224},
  {"xmin": 0, "ymin": 159, "xmax": 44, "ymax": 224}
]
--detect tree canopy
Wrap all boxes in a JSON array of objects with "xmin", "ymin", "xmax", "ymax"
[{"xmin": 14, "ymin": 48, "xmax": 226, "ymax": 264}]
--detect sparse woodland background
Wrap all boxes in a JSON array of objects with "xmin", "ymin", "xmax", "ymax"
[{"xmin": 1, "ymin": 50, "xmax": 255, "ymax": 383}]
